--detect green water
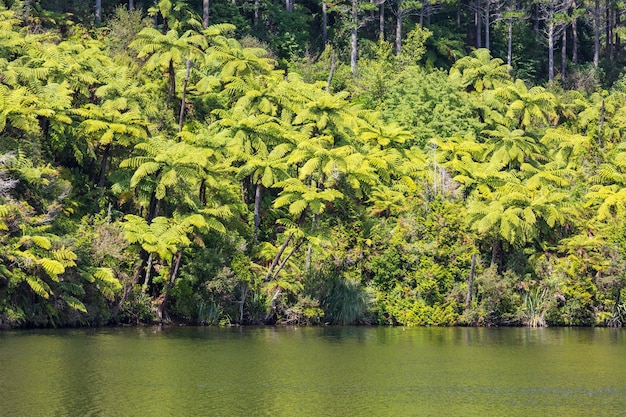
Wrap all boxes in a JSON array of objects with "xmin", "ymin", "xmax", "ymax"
[{"xmin": 0, "ymin": 326, "xmax": 624, "ymax": 416}]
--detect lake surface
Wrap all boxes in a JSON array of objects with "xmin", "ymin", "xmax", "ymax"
[{"xmin": 1, "ymin": 326, "xmax": 625, "ymax": 416}]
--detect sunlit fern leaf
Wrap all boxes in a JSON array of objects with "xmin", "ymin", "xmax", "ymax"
[
  {"xmin": 31, "ymin": 235, "xmax": 52, "ymax": 250},
  {"xmin": 26, "ymin": 276, "xmax": 51, "ymax": 299},
  {"xmin": 61, "ymin": 295, "xmax": 87, "ymax": 313},
  {"xmin": 52, "ymin": 246, "xmax": 77, "ymax": 262},
  {"xmin": 92, "ymin": 267, "xmax": 122, "ymax": 291},
  {"xmin": 39, "ymin": 258, "xmax": 65, "ymax": 280}
]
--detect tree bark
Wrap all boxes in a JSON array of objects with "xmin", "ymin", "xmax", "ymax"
[
  {"xmin": 561, "ymin": 30, "xmax": 567, "ymax": 83},
  {"xmin": 264, "ymin": 234, "xmax": 293, "ymax": 281},
  {"xmin": 203, "ymin": 0, "xmax": 210, "ymax": 28},
  {"xmin": 395, "ymin": 1, "xmax": 403, "ymax": 54},
  {"xmin": 485, "ymin": 0, "xmax": 490, "ymax": 50},
  {"xmin": 96, "ymin": 0, "xmax": 102, "ymax": 23},
  {"xmin": 465, "ymin": 254, "xmax": 477, "ymax": 309},
  {"xmin": 379, "ymin": 2, "xmax": 385, "ymax": 40},
  {"xmin": 548, "ymin": 18, "xmax": 555, "ymax": 81},
  {"xmin": 476, "ymin": 0, "xmax": 482, "ymax": 48},
  {"xmin": 253, "ymin": 183, "xmax": 263, "ymax": 244},
  {"xmin": 264, "ymin": 287, "xmax": 282, "ymax": 323},
  {"xmin": 166, "ymin": 60, "xmax": 176, "ymax": 110},
  {"xmin": 141, "ymin": 252, "xmax": 153, "ymax": 293},
  {"xmin": 351, "ymin": 0, "xmax": 359, "ymax": 75},
  {"xmin": 507, "ymin": 16, "xmax": 513, "ymax": 67},
  {"xmin": 157, "ymin": 250, "xmax": 183, "ymax": 323},
  {"xmin": 594, "ymin": 0, "xmax": 600, "ymax": 68},
  {"xmin": 572, "ymin": 0, "xmax": 578, "ymax": 64},
  {"xmin": 322, "ymin": 1, "xmax": 328, "ymax": 45},
  {"xmin": 239, "ymin": 282, "xmax": 247, "ymax": 323},
  {"xmin": 129, "ymin": 0, "xmax": 134, "ymax": 11}
]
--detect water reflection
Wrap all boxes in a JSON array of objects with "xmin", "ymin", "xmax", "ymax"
[{"xmin": 1, "ymin": 326, "xmax": 625, "ymax": 416}]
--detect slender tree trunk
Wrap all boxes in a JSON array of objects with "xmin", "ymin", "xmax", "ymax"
[
  {"xmin": 507, "ymin": 16, "xmax": 513, "ymax": 66},
  {"xmin": 322, "ymin": 1, "xmax": 328, "ymax": 45},
  {"xmin": 491, "ymin": 237, "xmax": 499, "ymax": 267},
  {"xmin": 396, "ymin": 1, "xmax": 403, "ymax": 54},
  {"xmin": 239, "ymin": 282, "xmax": 247, "ymax": 323},
  {"xmin": 351, "ymin": 0, "xmax": 359, "ymax": 75},
  {"xmin": 141, "ymin": 252, "xmax": 153, "ymax": 293},
  {"xmin": 561, "ymin": 30, "xmax": 567, "ymax": 83},
  {"xmin": 485, "ymin": 0, "xmax": 490, "ymax": 50},
  {"xmin": 166, "ymin": 60, "xmax": 176, "ymax": 109},
  {"xmin": 264, "ymin": 287, "xmax": 282, "ymax": 323},
  {"xmin": 548, "ymin": 20, "xmax": 555, "ymax": 81},
  {"xmin": 264, "ymin": 234, "xmax": 293, "ymax": 281},
  {"xmin": 129, "ymin": 0, "xmax": 134, "ymax": 10},
  {"xmin": 465, "ymin": 254, "xmax": 477, "ymax": 309},
  {"xmin": 607, "ymin": 0, "xmax": 613, "ymax": 60},
  {"xmin": 203, "ymin": 0, "xmax": 210, "ymax": 28},
  {"xmin": 379, "ymin": 2, "xmax": 385, "ymax": 40},
  {"xmin": 179, "ymin": 58, "xmax": 192, "ymax": 132},
  {"xmin": 476, "ymin": 0, "xmax": 482, "ymax": 48},
  {"xmin": 271, "ymin": 237, "xmax": 304, "ymax": 281},
  {"xmin": 286, "ymin": 0, "xmax": 294, "ymax": 12},
  {"xmin": 594, "ymin": 0, "xmax": 600, "ymax": 68},
  {"xmin": 96, "ymin": 0, "xmax": 102, "ymax": 23},
  {"xmin": 253, "ymin": 183, "xmax": 263, "ymax": 244},
  {"xmin": 157, "ymin": 250, "xmax": 183, "ymax": 323},
  {"xmin": 572, "ymin": 1, "xmax": 578, "ymax": 64}
]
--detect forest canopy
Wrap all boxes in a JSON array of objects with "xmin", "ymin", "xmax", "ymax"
[{"xmin": 1, "ymin": 0, "xmax": 626, "ymax": 328}]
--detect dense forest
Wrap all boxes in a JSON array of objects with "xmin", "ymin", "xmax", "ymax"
[{"xmin": 1, "ymin": 0, "xmax": 626, "ymax": 328}]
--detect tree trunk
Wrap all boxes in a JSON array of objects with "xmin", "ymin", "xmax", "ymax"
[
  {"xmin": 179, "ymin": 58, "xmax": 192, "ymax": 132},
  {"xmin": 264, "ymin": 287, "xmax": 282, "ymax": 323},
  {"xmin": 96, "ymin": 0, "xmax": 102, "ymax": 23},
  {"xmin": 351, "ymin": 0, "xmax": 359, "ymax": 76},
  {"xmin": 253, "ymin": 183, "xmax": 263, "ymax": 244},
  {"xmin": 395, "ymin": 1, "xmax": 403, "ymax": 54},
  {"xmin": 379, "ymin": 2, "xmax": 385, "ymax": 40},
  {"xmin": 239, "ymin": 282, "xmax": 247, "ymax": 323},
  {"xmin": 490, "ymin": 237, "xmax": 499, "ymax": 267},
  {"xmin": 476, "ymin": 0, "xmax": 482, "ymax": 48},
  {"xmin": 572, "ymin": 0, "xmax": 578, "ymax": 64},
  {"xmin": 548, "ymin": 19, "xmax": 555, "ymax": 81},
  {"xmin": 157, "ymin": 250, "xmax": 183, "ymax": 323},
  {"xmin": 607, "ymin": 0, "xmax": 612, "ymax": 60},
  {"xmin": 322, "ymin": 1, "xmax": 328, "ymax": 45},
  {"xmin": 141, "ymin": 252, "xmax": 153, "ymax": 293},
  {"xmin": 166, "ymin": 60, "xmax": 176, "ymax": 109},
  {"xmin": 271, "ymin": 237, "xmax": 304, "ymax": 281},
  {"xmin": 485, "ymin": 0, "xmax": 490, "ymax": 50},
  {"xmin": 203, "ymin": 0, "xmax": 210, "ymax": 28},
  {"xmin": 594, "ymin": 0, "xmax": 600, "ymax": 68},
  {"xmin": 507, "ymin": 16, "xmax": 513, "ymax": 67},
  {"xmin": 561, "ymin": 30, "xmax": 567, "ymax": 83},
  {"xmin": 264, "ymin": 234, "xmax": 293, "ymax": 281},
  {"xmin": 286, "ymin": 0, "xmax": 294, "ymax": 12},
  {"xmin": 465, "ymin": 254, "xmax": 477, "ymax": 309},
  {"xmin": 129, "ymin": 0, "xmax": 134, "ymax": 10}
]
